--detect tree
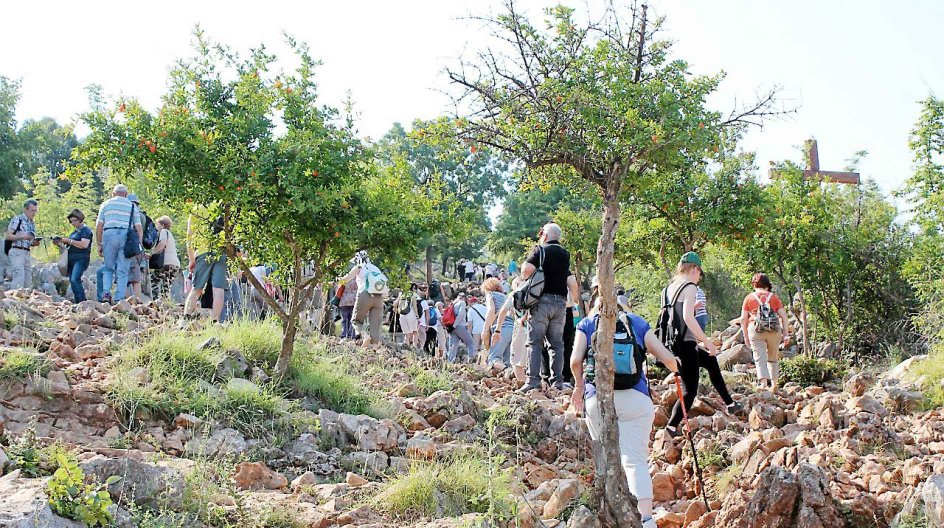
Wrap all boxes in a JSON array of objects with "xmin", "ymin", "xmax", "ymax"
[
  {"xmin": 489, "ymin": 184, "xmax": 587, "ymax": 261},
  {"xmin": 447, "ymin": 2, "xmax": 780, "ymax": 524},
  {"xmin": 73, "ymin": 30, "xmax": 438, "ymax": 376},
  {"xmin": 0, "ymin": 76, "xmax": 22, "ymax": 196},
  {"xmin": 377, "ymin": 119, "xmax": 509, "ymax": 281},
  {"xmin": 16, "ymin": 117, "xmax": 79, "ymax": 183}
]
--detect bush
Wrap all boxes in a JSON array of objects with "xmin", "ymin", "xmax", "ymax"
[
  {"xmin": 47, "ymin": 454, "xmax": 118, "ymax": 527},
  {"xmin": 779, "ymin": 355, "xmax": 846, "ymax": 386},
  {"xmin": 0, "ymin": 348, "xmax": 49, "ymax": 380},
  {"xmin": 377, "ymin": 455, "xmax": 513, "ymax": 521}
]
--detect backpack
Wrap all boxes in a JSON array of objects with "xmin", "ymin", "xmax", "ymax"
[
  {"xmin": 398, "ymin": 295, "xmax": 413, "ymax": 315},
  {"xmin": 753, "ymin": 292, "xmax": 781, "ymax": 333},
  {"xmin": 513, "ymin": 246, "xmax": 546, "ymax": 311},
  {"xmin": 3, "ymin": 217, "xmax": 21, "ymax": 255},
  {"xmin": 441, "ymin": 303, "xmax": 457, "ymax": 329},
  {"xmin": 363, "ymin": 267, "xmax": 389, "ymax": 296},
  {"xmin": 655, "ymin": 282, "xmax": 695, "ymax": 350},
  {"xmin": 428, "ymin": 306, "xmax": 439, "ymax": 327},
  {"xmin": 142, "ymin": 213, "xmax": 159, "ymax": 250},
  {"xmin": 587, "ymin": 313, "xmax": 647, "ymax": 390}
]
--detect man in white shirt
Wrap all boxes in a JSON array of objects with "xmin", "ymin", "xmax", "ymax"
[{"xmin": 467, "ymin": 296, "xmax": 487, "ymax": 359}]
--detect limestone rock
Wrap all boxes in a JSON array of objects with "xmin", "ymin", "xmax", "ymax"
[
  {"xmin": 233, "ymin": 462, "xmax": 287, "ymax": 490},
  {"xmin": 543, "ymin": 479, "xmax": 579, "ymax": 519},
  {"xmin": 0, "ymin": 470, "xmax": 83, "ymax": 527},
  {"xmin": 567, "ymin": 505, "xmax": 601, "ymax": 528},
  {"xmin": 80, "ymin": 456, "xmax": 191, "ymax": 509}
]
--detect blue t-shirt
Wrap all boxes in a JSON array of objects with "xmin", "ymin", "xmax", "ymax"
[
  {"xmin": 68, "ymin": 225, "xmax": 94, "ymax": 261},
  {"xmin": 577, "ymin": 313, "xmax": 651, "ymax": 396}
]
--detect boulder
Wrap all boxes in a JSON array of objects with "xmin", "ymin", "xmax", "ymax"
[
  {"xmin": 567, "ymin": 505, "xmax": 601, "ymax": 528},
  {"xmin": 846, "ymin": 395, "xmax": 889, "ymax": 417},
  {"xmin": 718, "ymin": 343, "xmax": 752, "ymax": 370},
  {"xmin": 543, "ymin": 479, "xmax": 579, "ymax": 519},
  {"xmin": 922, "ymin": 474, "xmax": 944, "ymax": 526},
  {"xmin": 407, "ymin": 433, "xmax": 437, "ymax": 460},
  {"xmin": 184, "ymin": 428, "xmax": 248, "ymax": 458},
  {"xmin": 0, "ymin": 470, "xmax": 83, "ymax": 527},
  {"xmin": 233, "ymin": 462, "xmax": 287, "ymax": 490},
  {"xmin": 80, "ymin": 456, "xmax": 191, "ymax": 510},
  {"xmin": 652, "ymin": 472, "xmax": 675, "ymax": 502},
  {"xmin": 844, "ymin": 373, "xmax": 874, "ymax": 397},
  {"xmin": 281, "ymin": 434, "xmax": 338, "ymax": 472}
]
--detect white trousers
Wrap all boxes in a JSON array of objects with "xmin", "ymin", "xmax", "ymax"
[
  {"xmin": 8, "ymin": 248, "xmax": 32, "ymax": 290},
  {"xmin": 585, "ymin": 389, "xmax": 655, "ymax": 503}
]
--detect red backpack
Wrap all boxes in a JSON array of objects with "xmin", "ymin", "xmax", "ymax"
[{"xmin": 441, "ymin": 303, "xmax": 457, "ymax": 329}]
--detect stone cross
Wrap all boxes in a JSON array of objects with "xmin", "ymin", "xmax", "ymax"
[{"xmin": 770, "ymin": 139, "xmax": 860, "ymax": 184}]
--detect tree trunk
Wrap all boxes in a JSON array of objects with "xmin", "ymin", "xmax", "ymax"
[
  {"xmin": 574, "ymin": 254, "xmax": 587, "ymax": 317},
  {"xmin": 593, "ymin": 176, "xmax": 641, "ymax": 528},
  {"xmin": 275, "ymin": 300, "xmax": 301, "ymax": 377},
  {"xmin": 426, "ymin": 244, "xmax": 433, "ymax": 285}
]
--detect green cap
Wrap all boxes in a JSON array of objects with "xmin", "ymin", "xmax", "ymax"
[{"xmin": 679, "ymin": 251, "xmax": 702, "ymax": 267}]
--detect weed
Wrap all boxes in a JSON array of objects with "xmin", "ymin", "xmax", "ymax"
[
  {"xmin": 7, "ymin": 427, "xmax": 75, "ymax": 477},
  {"xmin": 215, "ymin": 318, "xmax": 282, "ymax": 366},
  {"xmin": 47, "ymin": 454, "xmax": 119, "ymax": 527},
  {"xmin": 713, "ymin": 463, "xmax": 742, "ymax": 497},
  {"xmin": 696, "ymin": 443, "xmax": 730, "ymax": 470},
  {"xmin": 406, "ymin": 364, "xmax": 453, "ymax": 395},
  {"xmin": 0, "ymin": 348, "xmax": 49, "ymax": 380},
  {"xmin": 287, "ymin": 349, "xmax": 375, "ymax": 416}
]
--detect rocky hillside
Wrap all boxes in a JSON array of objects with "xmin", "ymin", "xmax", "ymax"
[{"xmin": 0, "ymin": 288, "xmax": 942, "ymax": 527}]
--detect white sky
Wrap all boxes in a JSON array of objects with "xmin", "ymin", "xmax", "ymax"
[{"xmin": 3, "ymin": 0, "xmax": 943, "ymax": 199}]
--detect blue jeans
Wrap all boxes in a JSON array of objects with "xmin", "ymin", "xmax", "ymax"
[
  {"xmin": 696, "ymin": 314, "xmax": 709, "ymax": 331},
  {"xmin": 68, "ymin": 258, "xmax": 89, "ymax": 303},
  {"xmin": 340, "ymin": 306, "xmax": 355, "ymax": 338},
  {"xmin": 487, "ymin": 319, "xmax": 515, "ymax": 365},
  {"xmin": 528, "ymin": 294, "xmax": 567, "ymax": 388},
  {"xmin": 100, "ymin": 228, "xmax": 130, "ymax": 301}
]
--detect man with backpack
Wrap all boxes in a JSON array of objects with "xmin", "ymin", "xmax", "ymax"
[
  {"xmin": 95, "ymin": 185, "xmax": 143, "ymax": 303},
  {"xmin": 394, "ymin": 284, "xmax": 421, "ymax": 348},
  {"xmin": 5, "ymin": 199, "xmax": 40, "ymax": 290},
  {"xmin": 517, "ymin": 223, "xmax": 580, "ymax": 392},
  {"xmin": 444, "ymin": 292, "xmax": 476, "ymax": 363},
  {"xmin": 338, "ymin": 251, "xmax": 389, "ymax": 348},
  {"xmin": 467, "ymin": 296, "xmax": 487, "ymax": 358},
  {"xmin": 570, "ymin": 279, "xmax": 680, "ymax": 528}
]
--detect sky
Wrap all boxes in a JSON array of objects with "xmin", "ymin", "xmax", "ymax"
[{"xmin": 3, "ymin": 0, "xmax": 942, "ymax": 201}]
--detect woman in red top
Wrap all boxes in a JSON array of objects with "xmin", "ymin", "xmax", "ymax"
[{"xmin": 740, "ymin": 273, "xmax": 790, "ymax": 391}]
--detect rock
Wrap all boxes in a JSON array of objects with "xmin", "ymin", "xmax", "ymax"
[
  {"xmin": 882, "ymin": 385, "xmax": 925, "ymax": 413},
  {"xmin": 348, "ymin": 451, "xmax": 389, "ymax": 477},
  {"xmin": 198, "ymin": 336, "xmax": 221, "ymax": 350},
  {"xmin": 281, "ymin": 434, "xmax": 337, "ymax": 472},
  {"xmin": 886, "ymin": 355, "xmax": 926, "ymax": 381},
  {"xmin": 357, "ymin": 418, "xmax": 402, "ymax": 452},
  {"xmin": 291, "ymin": 471, "xmax": 318, "ymax": 492},
  {"xmin": 80, "ymin": 456, "xmax": 190, "ymax": 509},
  {"xmin": 442, "ymin": 414, "xmax": 476, "ymax": 435},
  {"xmin": 922, "ymin": 474, "xmax": 944, "ymax": 526},
  {"xmin": 652, "ymin": 472, "xmax": 675, "ymax": 502},
  {"xmin": 226, "ymin": 378, "xmax": 260, "ymax": 394},
  {"xmin": 345, "ymin": 472, "xmax": 368, "ymax": 487},
  {"xmin": 233, "ymin": 462, "xmax": 287, "ymax": 490},
  {"xmin": 846, "ymin": 395, "xmax": 889, "ymax": 417},
  {"xmin": 173, "ymin": 413, "xmax": 203, "ymax": 429},
  {"xmin": 844, "ymin": 373, "xmax": 873, "ymax": 397},
  {"xmin": 653, "ymin": 508, "xmax": 684, "ymax": 528},
  {"xmin": 184, "ymin": 428, "xmax": 248, "ymax": 458},
  {"xmin": 543, "ymin": 479, "xmax": 579, "ymax": 519},
  {"xmin": 216, "ymin": 349, "xmax": 250, "ymax": 379},
  {"xmin": 567, "ymin": 505, "xmax": 601, "ymax": 528},
  {"xmin": 714, "ymin": 463, "xmax": 843, "ymax": 528},
  {"xmin": 718, "ymin": 343, "xmax": 752, "ymax": 369},
  {"xmin": 0, "ymin": 470, "xmax": 83, "ymax": 527},
  {"xmin": 396, "ymin": 383, "xmax": 419, "ymax": 397},
  {"xmin": 685, "ymin": 500, "xmax": 709, "ymax": 525},
  {"xmin": 407, "ymin": 433, "xmax": 437, "ymax": 460},
  {"xmin": 76, "ymin": 343, "xmax": 107, "ymax": 360}
]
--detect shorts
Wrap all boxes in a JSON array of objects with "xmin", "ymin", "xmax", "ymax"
[
  {"xmin": 193, "ymin": 253, "xmax": 228, "ymax": 291},
  {"xmin": 127, "ymin": 255, "xmax": 145, "ymax": 283}
]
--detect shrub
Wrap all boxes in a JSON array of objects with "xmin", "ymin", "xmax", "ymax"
[
  {"xmin": 47, "ymin": 453, "xmax": 119, "ymax": 527},
  {"xmin": 0, "ymin": 348, "xmax": 49, "ymax": 380},
  {"xmin": 377, "ymin": 455, "xmax": 513, "ymax": 521},
  {"xmin": 779, "ymin": 355, "xmax": 846, "ymax": 386}
]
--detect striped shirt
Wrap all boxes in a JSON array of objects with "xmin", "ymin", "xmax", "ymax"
[
  {"xmin": 695, "ymin": 286, "xmax": 709, "ymax": 319},
  {"xmin": 6, "ymin": 215, "xmax": 36, "ymax": 251},
  {"xmin": 96, "ymin": 196, "xmax": 141, "ymax": 230}
]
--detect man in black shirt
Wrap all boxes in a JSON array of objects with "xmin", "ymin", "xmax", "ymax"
[{"xmin": 519, "ymin": 223, "xmax": 580, "ymax": 391}]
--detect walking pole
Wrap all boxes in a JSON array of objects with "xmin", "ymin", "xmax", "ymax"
[{"xmin": 674, "ymin": 373, "xmax": 711, "ymax": 511}]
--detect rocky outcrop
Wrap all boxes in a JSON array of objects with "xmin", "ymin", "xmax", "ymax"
[
  {"xmin": 0, "ymin": 470, "xmax": 83, "ymax": 528},
  {"xmin": 715, "ymin": 464, "xmax": 843, "ymax": 528}
]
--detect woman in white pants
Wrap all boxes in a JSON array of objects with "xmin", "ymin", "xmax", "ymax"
[{"xmin": 570, "ymin": 290, "xmax": 679, "ymax": 528}]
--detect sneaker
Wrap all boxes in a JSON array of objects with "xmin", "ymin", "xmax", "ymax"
[
  {"xmin": 726, "ymin": 401, "xmax": 743, "ymax": 414},
  {"xmin": 666, "ymin": 426, "xmax": 681, "ymax": 439},
  {"xmin": 516, "ymin": 384, "xmax": 541, "ymax": 394},
  {"xmin": 99, "ymin": 293, "xmax": 112, "ymax": 304}
]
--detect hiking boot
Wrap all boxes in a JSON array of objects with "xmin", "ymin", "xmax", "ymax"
[
  {"xmin": 726, "ymin": 401, "xmax": 743, "ymax": 414},
  {"xmin": 516, "ymin": 384, "xmax": 541, "ymax": 394}
]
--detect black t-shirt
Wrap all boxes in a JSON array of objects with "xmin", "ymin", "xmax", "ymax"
[{"xmin": 526, "ymin": 241, "xmax": 571, "ymax": 297}]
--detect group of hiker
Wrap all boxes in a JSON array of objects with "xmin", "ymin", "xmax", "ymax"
[{"xmin": 331, "ymin": 222, "xmax": 791, "ymax": 528}]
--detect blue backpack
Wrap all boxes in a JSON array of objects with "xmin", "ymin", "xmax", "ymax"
[
  {"xmin": 586, "ymin": 312, "xmax": 646, "ymax": 390},
  {"xmin": 428, "ymin": 306, "xmax": 439, "ymax": 327}
]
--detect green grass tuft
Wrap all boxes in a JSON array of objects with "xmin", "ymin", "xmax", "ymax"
[
  {"xmin": 288, "ymin": 348, "xmax": 375, "ymax": 416},
  {"xmin": 214, "ymin": 318, "xmax": 283, "ymax": 366},
  {"xmin": 406, "ymin": 364, "xmax": 453, "ymax": 396},
  {"xmin": 0, "ymin": 348, "xmax": 49, "ymax": 380},
  {"xmin": 377, "ymin": 455, "xmax": 513, "ymax": 521}
]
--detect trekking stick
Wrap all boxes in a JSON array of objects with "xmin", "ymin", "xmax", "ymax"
[{"xmin": 674, "ymin": 373, "xmax": 711, "ymax": 512}]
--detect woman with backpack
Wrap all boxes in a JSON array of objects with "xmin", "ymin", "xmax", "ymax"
[
  {"xmin": 571, "ymin": 281, "xmax": 679, "ymax": 528},
  {"xmin": 395, "ymin": 284, "xmax": 420, "ymax": 348},
  {"xmin": 693, "ymin": 286, "xmax": 743, "ymax": 414},
  {"xmin": 660, "ymin": 252, "xmax": 719, "ymax": 438},
  {"xmin": 740, "ymin": 273, "xmax": 790, "ymax": 391},
  {"xmin": 148, "ymin": 216, "xmax": 180, "ymax": 301},
  {"xmin": 338, "ymin": 251, "xmax": 388, "ymax": 348}
]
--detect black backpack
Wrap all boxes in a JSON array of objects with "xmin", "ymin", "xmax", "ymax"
[
  {"xmin": 587, "ymin": 313, "xmax": 647, "ymax": 390},
  {"xmin": 3, "ymin": 217, "xmax": 22, "ymax": 255},
  {"xmin": 142, "ymin": 213, "xmax": 159, "ymax": 250},
  {"xmin": 656, "ymin": 282, "xmax": 695, "ymax": 350}
]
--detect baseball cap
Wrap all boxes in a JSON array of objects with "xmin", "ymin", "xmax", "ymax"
[{"xmin": 679, "ymin": 251, "xmax": 702, "ymax": 267}]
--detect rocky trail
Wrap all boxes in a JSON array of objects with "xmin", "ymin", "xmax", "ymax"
[{"xmin": 0, "ymin": 289, "xmax": 942, "ymax": 527}]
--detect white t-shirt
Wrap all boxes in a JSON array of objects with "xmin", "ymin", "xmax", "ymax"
[
  {"xmin": 486, "ymin": 263, "xmax": 498, "ymax": 276},
  {"xmin": 417, "ymin": 297, "xmax": 430, "ymax": 326},
  {"xmin": 464, "ymin": 261, "xmax": 475, "ymax": 274},
  {"xmin": 468, "ymin": 303, "xmax": 486, "ymax": 334},
  {"xmin": 158, "ymin": 229, "xmax": 181, "ymax": 267},
  {"xmin": 249, "ymin": 265, "xmax": 268, "ymax": 292}
]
